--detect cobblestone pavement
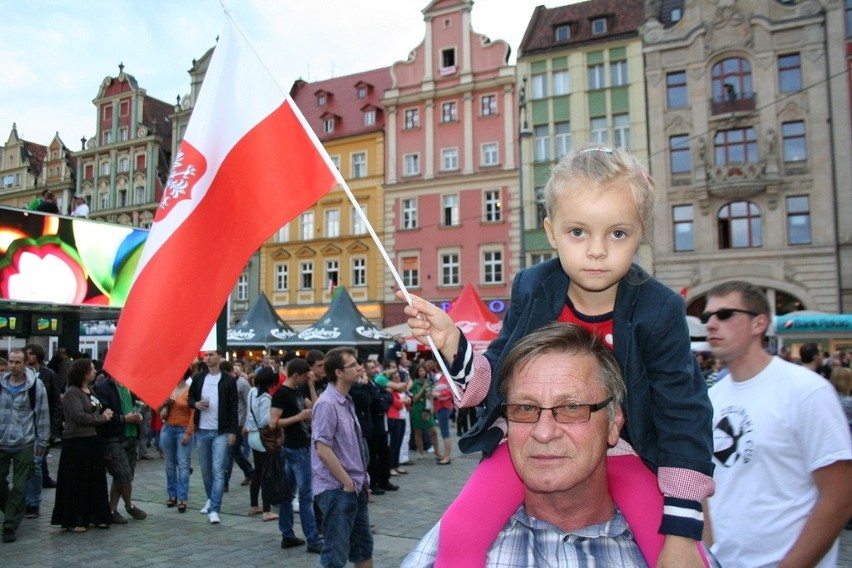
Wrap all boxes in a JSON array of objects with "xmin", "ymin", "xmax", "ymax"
[{"xmin": 1, "ymin": 444, "xmax": 850, "ymax": 567}]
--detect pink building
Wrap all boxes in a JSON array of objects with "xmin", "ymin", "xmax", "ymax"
[{"xmin": 382, "ymin": 0, "xmax": 519, "ymax": 324}]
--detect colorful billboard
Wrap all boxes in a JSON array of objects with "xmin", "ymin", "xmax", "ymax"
[{"xmin": 0, "ymin": 207, "xmax": 148, "ymax": 308}]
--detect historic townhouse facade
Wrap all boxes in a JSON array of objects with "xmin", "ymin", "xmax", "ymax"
[
  {"xmin": 256, "ymin": 68, "xmax": 392, "ymax": 329},
  {"xmin": 381, "ymin": 0, "xmax": 518, "ymax": 325},
  {"xmin": 74, "ymin": 64, "xmax": 173, "ymax": 228},
  {"xmin": 516, "ymin": 0, "xmax": 649, "ymax": 268},
  {"xmin": 643, "ymin": 0, "xmax": 847, "ymax": 314}
]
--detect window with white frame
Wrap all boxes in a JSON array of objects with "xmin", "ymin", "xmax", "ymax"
[
  {"xmin": 276, "ymin": 223, "xmax": 290, "ymax": 242},
  {"xmin": 317, "ymin": 94, "xmax": 327, "ymax": 106},
  {"xmin": 482, "ymin": 249, "xmax": 504, "ymax": 285},
  {"xmin": 325, "ymin": 208, "xmax": 340, "ymax": 238},
  {"xmin": 351, "ymin": 257, "xmax": 366, "ymax": 287},
  {"xmin": 103, "ymin": 130, "xmax": 113, "ymax": 145},
  {"xmin": 300, "ymin": 211, "xmax": 314, "ymax": 240},
  {"xmin": 324, "ymin": 118, "xmax": 335, "ymax": 133},
  {"xmin": 100, "ymin": 161, "xmax": 111, "ymax": 176},
  {"xmin": 613, "ymin": 114, "xmax": 630, "ymax": 148},
  {"xmin": 481, "ymin": 94, "xmax": 497, "ymax": 116},
  {"xmin": 531, "ymin": 73, "xmax": 547, "ymax": 99},
  {"xmin": 118, "ymin": 190, "xmax": 127, "ymax": 207},
  {"xmin": 588, "ymin": 64, "xmax": 606, "ymax": 90},
  {"xmin": 275, "ymin": 263, "xmax": 289, "ymax": 291},
  {"xmin": 591, "ymin": 17, "xmax": 607, "ymax": 34},
  {"xmin": 534, "ymin": 125, "xmax": 550, "ymax": 162},
  {"xmin": 782, "ymin": 121, "xmax": 806, "ymax": 162},
  {"xmin": 118, "ymin": 156, "xmax": 129, "ymax": 172},
  {"xmin": 443, "ymin": 194, "xmax": 460, "ymax": 226},
  {"xmin": 351, "ymin": 205, "xmax": 367, "ymax": 235},
  {"xmin": 363, "ymin": 110, "xmax": 376, "ymax": 126},
  {"xmin": 441, "ymin": 148, "xmax": 459, "ymax": 171},
  {"xmin": 325, "ymin": 260, "xmax": 339, "ymax": 290},
  {"xmin": 300, "ymin": 261, "xmax": 313, "ymax": 290},
  {"xmin": 555, "ymin": 122, "xmax": 571, "ymax": 158},
  {"xmin": 118, "ymin": 126, "xmax": 128, "ymax": 142},
  {"xmin": 330, "ymin": 155, "xmax": 341, "ymax": 171},
  {"xmin": 590, "ymin": 117, "xmax": 609, "ymax": 144},
  {"xmin": 134, "ymin": 186, "xmax": 145, "ymax": 204},
  {"xmin": 610, "ymin": 60, "xmax": 628, "ymax": 87},
  {"xmin": 404, "ymin": 153, "xmax": 420, "ymax": 176},
  {"xmin": 99, "ymin": 191, "xmax": 109, "ymax": 210},
  {"xmin": 236, "ymin": 273, "xmax": 248, "ymax": 301},
  {"xmin": 530, "ymin": 252, "xmax": 554, "ymax": 265},
  {"xmin": 553, "ymin": 70, "xmax": 570, "ymax": 96},
  {"xmin": 481, "ymin": 142, "xmax": 499, "ymax": 167},
  {"xmin": 401, "ymin": 255, "xmax": 419, "ymax": 288},
  {"xmin": 440, "ymin": 251, "xmax": 460, "ymax": 286},
  {"xmin": 484, "ymin": 190, "xmax": 502, "ymax": 222},
  {"xmin": 441, "ymin": 101, "xmax": 457, "ymax": 123},
  {"xmin": 351, "ymin": 152, "xmax": 366, "ymax": 178},
  {"xmin": 357, "ymin": 86, "xmax": 367, "ymax": 98},
  {"xmin": 404, "ymin": 108, "xmax": 419, "ymax": 129},
  {"xmin": 402, "ymin": 198, "xmax": 417, "ymax": 230},
  {"xmin": 555, "ymin": 25, "xmax": 570, "ymax": 42}
]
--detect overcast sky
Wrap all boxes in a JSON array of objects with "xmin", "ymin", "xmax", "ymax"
[{"xmin": 1, "ymin": 0, "xmax": 568, "ymax": 148}]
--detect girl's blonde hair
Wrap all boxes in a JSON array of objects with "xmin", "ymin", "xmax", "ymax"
[
  {"xmin": 544, "ymin": 144, "xmax": 657, "ymax": 238},
  {"xmin": 830, "ymin": 366, "xmax": 852, "ymax": 397}
]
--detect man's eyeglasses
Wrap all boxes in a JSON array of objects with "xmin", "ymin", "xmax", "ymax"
[
  {"xmin": 501, "ymin": 397, "xmax": 613, "ymax": 424},
  {"xmin": 343, "ymin": 362, "xmax": 360, "ymax": 370},
  {"xmin": 698, "ymin": 308, "xmax": 759, "ymax": 324}
]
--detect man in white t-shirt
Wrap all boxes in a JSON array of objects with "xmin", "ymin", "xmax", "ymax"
[
  {"xmin": 71, "ymin": 194, "xmax": 89, "ymax": 218},
  {"xmin": 702, "ymin": 281, "xmax": 852, "ymax": 567},
  {"xmin": 188, "ymin": 348, "xmax": 239, "ymax": 524}
]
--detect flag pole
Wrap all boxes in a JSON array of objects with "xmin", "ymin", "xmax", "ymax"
[{"xmin": 217, "ymin": 4, "xmax": 462, "ymax": 400}]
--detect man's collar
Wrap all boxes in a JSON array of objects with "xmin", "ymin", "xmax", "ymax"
[{"xmin": 510, "ymin": 505, "xmax": 633, "ymax": 540}]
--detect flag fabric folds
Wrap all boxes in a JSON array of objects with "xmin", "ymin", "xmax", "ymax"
[{"xmin": 104, "ymin": 17, "xmax": 340, "ymax": 406}]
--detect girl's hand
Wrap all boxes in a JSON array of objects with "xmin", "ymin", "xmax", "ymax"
[
  {"xmin": 657, "ymin": 535, "xmax": 706, "ymax": 568},
  {"xmin": 395, "ymin": 290, "xmax": 461, "ymax": 359}
]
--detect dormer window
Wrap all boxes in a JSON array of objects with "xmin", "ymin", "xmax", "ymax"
[
  {"xmin": 555, "ymin": 25, "xmax": 570, "ymax": 42},
  {"xmin": 358, "ymin": 87, "xmax": 367, "ymax": 98},
  {"xmin": 324, "ymin": 118, "xmax": 335, "ymax": 133},
  {"xmin": 318, "ymin": 94, "xmax": 327, "ymax": 106},
  {"xmin": 355, "ymin": 82, "xmax": 372, "ymax": 99},
  {"xmin": 591, "ymin": 17, "xmax": 607, "ymax": 35},
  {"xmin": 315, "ymin": 89, "xmax": 331, "ymax": 106},
  {"xmin": 363, "ymin": 108, "xmax": 376, "ymax": 126}
]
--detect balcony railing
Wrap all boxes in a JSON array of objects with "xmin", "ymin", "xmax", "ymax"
[{"xmin": 711, "ymin": 92, "xmax": 756, "ymax": 115}]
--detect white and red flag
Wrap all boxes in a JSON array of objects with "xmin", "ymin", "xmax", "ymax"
[{"xmin": 104, "ymin": 17, "xmax": 339, "ymax": 405}]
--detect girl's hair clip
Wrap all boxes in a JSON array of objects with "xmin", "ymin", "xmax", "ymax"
[{"xmin": 579, "ymin": 146, "xmax": 614, "ymax": 154}]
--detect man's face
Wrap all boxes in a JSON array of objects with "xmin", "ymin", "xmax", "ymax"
[
  {"xmin": 311, "ymin": 359, "xmax": 326, "ymax": 380},
  {"xmin": 365, "ymin": 361, "xmax": 377, "ymax": 378},
  {"xmin": 205, "ymin": 351, "xmax": 221, "ymax": 369},
  {"xmin": 338, "ymin": 354, "xmax": 361, "ymax": 386},
  {"xmin": 704, "ymin": 292, "xmax": 764, "ymax": 365},
  {"xmin": 7, "ymin": 352, "xmax": 26, "ymax": 379},
  {"xmin": 507, "ymin": 352, "xmax": 621, "ymax": 498},
  {"xmin": 25, "ymin": 350, "xmax": 38, "ymax": 366}
]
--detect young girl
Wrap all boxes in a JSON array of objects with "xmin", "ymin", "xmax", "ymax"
[{"xmin": 401, "ymin": 144, "xmax": 714, "ymax": 567}]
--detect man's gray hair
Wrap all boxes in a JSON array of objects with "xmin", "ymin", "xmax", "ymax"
[{"xmin": 498, "ymin": 322, "xmax": 625, "ymax": 419}]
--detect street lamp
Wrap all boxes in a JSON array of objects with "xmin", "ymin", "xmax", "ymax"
[{"xmin": 518, "ymin": 77, "xmax": 533, "ymax": 270}]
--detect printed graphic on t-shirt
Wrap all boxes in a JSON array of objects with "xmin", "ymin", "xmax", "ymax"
[{"xmin": 713, "ymin": 405, "xmax": 753, "ymax": 467}]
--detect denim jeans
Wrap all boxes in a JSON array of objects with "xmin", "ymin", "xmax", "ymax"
[
  {"xmin": 24, "ymin": 451, "xmax": 43, "ymax": 507},
  {"xmin": 195, "ymin": 429, "xmax": 229, "ymax": 513},
  {"xmin": 160, "ymin": 424, "xmax": 192, "ymax": 501},
  {"xmin": 316, "ymin": 488, "xmax": 372, "ymax": 567},
  {"xmin": 280, "ymin": 447, "xmax": 320, "ymax": 544}
]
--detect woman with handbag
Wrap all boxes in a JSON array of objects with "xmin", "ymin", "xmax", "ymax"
[
  {"xmin": 159, "ymin": 368, "xmax": 194, "ymax": 513},
  {"xmin": 246, "ymin": 367, "xmax": 279, "ymax": 521}
]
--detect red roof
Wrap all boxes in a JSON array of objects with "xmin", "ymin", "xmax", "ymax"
[
  {"xmin": 290, "ymin": 67, "xmax": 392, "ymax": 142},
  {"xmin": 519, "ymin": 0, "xmax": 644, "ymax": 56}
]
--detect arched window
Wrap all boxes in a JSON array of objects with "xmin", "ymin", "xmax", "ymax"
[
  {"xmin": 712, "ymin": 57, "xmax": 753, "ymax": 102},
  {"xmin": 718, "ymin": 201, "xmax": 761, "ymax": 249}
]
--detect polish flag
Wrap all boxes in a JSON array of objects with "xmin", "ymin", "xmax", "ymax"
[{"xmin": 104, "ymin": 17, "xmax": 340, "ymax": 405}]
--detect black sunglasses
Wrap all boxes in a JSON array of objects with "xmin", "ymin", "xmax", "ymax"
[{"xmin": 699, "ymin": 308, "xmax": 759, "ymax": 324}]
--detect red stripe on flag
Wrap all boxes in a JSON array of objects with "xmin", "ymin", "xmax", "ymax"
[{"xmin": 105, "ymin": 100, "xmax": 337, "ymax": 405}]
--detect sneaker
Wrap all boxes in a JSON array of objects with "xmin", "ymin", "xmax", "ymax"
[
  {"xmin": 208, "ymin": 512, "xmax": 221, "ymax": 524},
  {"xmin": 281, "ymin": 536, "xmax": 305, "ymax": 549},
  {"xmin": 111, "ymin": 511, "xmax": 128, "ymax": 525},
  {"xmin": 25, "ymin": 506, "xmax": 39, "ymax": 518},
  {"xmin": 306, "ymin": 541, "xmax": 323, "ymax": 554},
  {"xmin": 2, "ymin": 528, "xmax": 16, "ymax": 543},
  {"xmin": 125, "ymin": 505, "xmax": 147, "ymax": 520},
  {"xmin": 370, "ymin": 486, "xmax": 386, "ymax": 495},
  {"xmin": 200, "ymin": 499, "xmax": 211, "ymax": 514},
  {"xmin": 378, "ymin": 482, "xmax": 399, "ymax": 491}
]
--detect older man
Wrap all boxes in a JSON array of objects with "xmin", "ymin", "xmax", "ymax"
[{"xmin": 403, "ymin": 323, "xmax": 646, "ymax": 566}]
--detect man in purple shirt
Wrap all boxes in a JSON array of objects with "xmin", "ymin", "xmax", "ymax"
[{"xmin": 311, "ymin": 346, "xmax": 372, "ymax": 568}]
